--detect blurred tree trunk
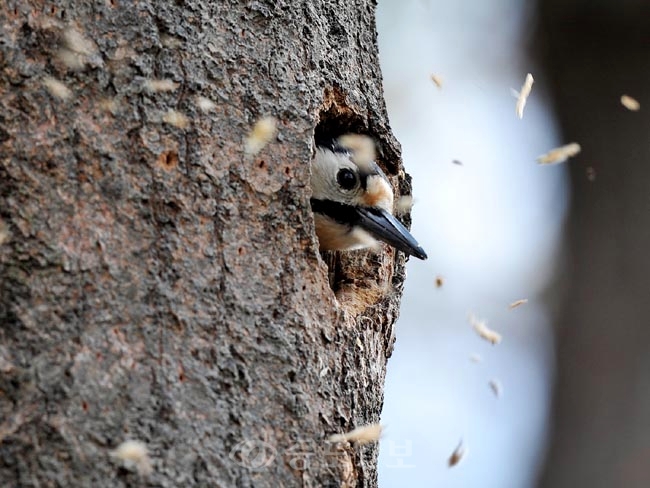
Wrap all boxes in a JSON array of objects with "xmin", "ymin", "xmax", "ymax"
[
  {"xmin": 536, "ymin": 1, "xmax": 650, "ymax": 487},
  {"xmin": 0, "ymin": 1, "xmax": 412, "ymax": 486}
]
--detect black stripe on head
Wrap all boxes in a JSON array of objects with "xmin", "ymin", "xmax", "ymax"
[
  {"xmin": 310, "ymin": 198, "xmax": 359, "ymax": 227},
  {"xmin": 316, "ymin": 139, "xmax": 350, "ymax": 155}
]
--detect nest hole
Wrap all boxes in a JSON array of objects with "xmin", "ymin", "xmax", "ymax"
[
  {"xmin": 313, "ymin": 94, "xmax": 380, "ymax": 295},
  {"xmin": 314, "ymin": 103, "xmax": 368, "ymax": 149}
]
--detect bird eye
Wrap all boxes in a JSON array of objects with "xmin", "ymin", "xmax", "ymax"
[{"xmin": 336, "ymin": 168, "xmax": 357, "ymax": 190}]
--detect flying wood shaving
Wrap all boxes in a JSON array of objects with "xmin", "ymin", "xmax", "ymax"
[
  {"xmin": 160, "ymin": 34, "xmax": 183, "ymax": 49},
  {"xmin": 143, "ymin": 79, "xmax": 179, "ymax": 93},
  {"xmin": 196, "ymin": 96, "xmax": 217, "ymax": 113},
  {"xmin": 488, "ymin": 379, "xmax": 502, "ymax": 398},
  {"xmin": 162, "ymin": 109, "xmax": 189, "ymax": 129},
  {"xmin": 57, "ymin": 48, "xmax": 86, "ymax": 70},
  {"xmin": 435, "ymin": 275, "xmax": 444, "ymax": 288},
  {"xmin": 448, "ymin": 439, "xmax": 467, "ymax": 467},
  {"xmin": 430, "ymin": 74, "xmax": 443, "ymax": 89},
  {"xmin": 452, "ymin": 159, "xmax": 463, "ymax": 166},
  {"xmin": 63, "ymin": 28, "xmax": 97, "ymax": 56},
  {"xmin": 515, "ymin": 73, "xmax": 534, "ymax": 119},
  {"xmin": 508, "ymin": 298, "xmax": 528, "ymax": 309},
  {"xmin": 111, "ymin": 440, "xmax": 152, "ymax": 476},
  {"xmin": 337, "ymin": 134, "xmax": 376, "ymax": 172},
  {"xmin": 327, "ymin": 424, "xmax": 382, "ymax": 445},
  {"xmin": 469, "ymin": 313, "xmax": 501, "ymax": 345},
  {"xmin": 43, "ymin": 77, "xmax": 72, "ymax": 100},
  {"xmin": 536, "ymin": 142, "xmax": 581, "ymax": 165},
  {"xmin": 244, "ymin": 116, "xmax": 278, "ymax": 155},
  {"xmin": 394, "ymin": 195, "xmax": 413, "ymax": 216},
  {"xmin": 620, "ymin": 95, "xmax": 640, "ymax": 111}
]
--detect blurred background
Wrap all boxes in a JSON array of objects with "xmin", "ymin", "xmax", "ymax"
[{"xmin": 376, "ymin": 1, "xmax": 650, "ymax": 487}]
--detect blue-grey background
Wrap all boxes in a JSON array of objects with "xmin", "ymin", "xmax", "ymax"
[{"xmin": 376, "ymin": 1, "xmax": 568, "ymax": 486}]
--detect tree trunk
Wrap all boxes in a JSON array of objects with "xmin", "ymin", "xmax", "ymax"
[
  {"xmin": 536, "ymin": 1, "xmax": 650, "ymax": 487},
  {"xmin": 0, "ymin": 1, "xmax": 412, "ymax": 486}
]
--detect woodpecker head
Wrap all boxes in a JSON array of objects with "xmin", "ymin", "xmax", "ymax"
[{"xmin": 310, "ymin": 138, "xmax": 427, "ymax": 260}]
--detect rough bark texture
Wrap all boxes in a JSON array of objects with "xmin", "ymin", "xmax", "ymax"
[
  {"xmin": 536, "ymin": 2, "xmax": 650, "ymax": 487},
  {"xmin": 0, "ymin": 1, "xmax": 413, "ymax": 486}
]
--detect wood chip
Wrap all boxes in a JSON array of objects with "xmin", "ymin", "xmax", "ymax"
[
  {"xmin": 515, "ymin": 73, "xmax": 534, "ymax": 119},
  {"xmin": 430, "ymin": 74, "xmax": 443, "ymax": 89},
  {"xmin": 469, "ymin": 313, "xmax": 501, "ymax": 345},
  {"xmin": 620, "ymin": 95, "xmax": 640, "ymax": 111},
  {"xmin": 143, "ymin": 79, "xmax": 179, "ymax": 93},
  {"xmin": 395, "ymin": 195, "xmax": 413, "ymax": 216},
  {"xmin": 536, "ymin": 142, "xmax": 581, "ymax": 165},
  {"xmin": 42, "ymin": 77, "xmax": 72, "ymax": 100},
  {"xmin": 245, "ymin": 116, "xmax": 277, "ymax": 155},
  {"xmin": 57, "ymin": 28, "xmax": 99, "ymax": 70},
  {"xmin": 327, "ymin": 424, "xmax": 382, "ymax": 445},
  {"xmin": 160, "ymin": 34, "xmax": 184, "ymax": 49},
  {"xmin": 448, "ymin": 439, "xmax": 467, "ymax": 467},
  {"xmin": 508, "ymin": 298, "xmax": 528, "ymax": 309},
  {"xmin": 337, "ymin": 134, "xmax": 376, "ymax": 172},
  {"xmin": 162, "ymin": 110, "xmax": 189, "ymax": 129},
  {"xmin": 57, "ymin": 48, "xmax": 86, "ymax": 70},
  {"xmin": 488, "ymin": 379, "xmax": 502, "ymax": 398},
  {"xmin": 111, "ymin": 440, "xmax": 152, "ymax": 476},
  {"xmin": 435, "ymin": 275, "xmax": 444, "ymax": 288},
  {"xmin": 63, "ymin": 27, "xmax": 97, "ymax": 56},
  {"xmin": 196, "ymin": 96, "xmax": 217, "ymax": 113}
]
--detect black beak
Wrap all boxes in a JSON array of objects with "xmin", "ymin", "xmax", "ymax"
[{"xmin": 355, "ymin": 207, "xmax": 428, "ymax": 260}]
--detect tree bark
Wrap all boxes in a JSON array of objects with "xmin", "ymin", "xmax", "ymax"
[
  {"xmin": 536, "ymin": 1, "xmax": 650, "ymax": 487},
  {"xmin": 0, "ymin": 1, "xmax": 412, "ymax": 486}
]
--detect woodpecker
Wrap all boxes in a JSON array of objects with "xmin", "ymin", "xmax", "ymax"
[{"xmin": 310, "ymin": 139, "xmax": 427, "ymax": 260}]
